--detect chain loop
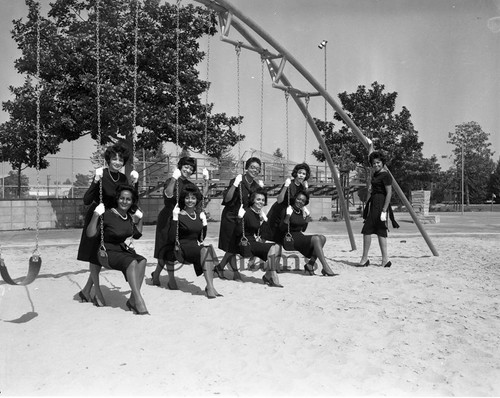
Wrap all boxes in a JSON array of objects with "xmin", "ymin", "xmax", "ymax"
[
  {"xmin": 304, "ymin": 95, "xmax": 310, "ymax": 162},
  {"xmin": 285, "ymin": 90, "xmax": 290, "ymax": 162},
  {"xmin": 235, "ymin": 43, "xmax": 241, "ymax": 166},
  {"xmin": 259, "ymin": 56, "xmax": 264, "ymax": 154}
]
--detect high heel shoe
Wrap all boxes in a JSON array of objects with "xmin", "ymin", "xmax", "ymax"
[
  {"xmin": 321, "ymin": 269, "xmax": 338, "ymax": 277},
  {"xmin": 78, "ymin": 291, "xmax": 90, "ymax": 303},
  {"xmin": 383, "ymin": 261, "xmax": 392, "ymax": 268},
  {"xmin": 356, "ymin": 260, "xmax": 370, "ymax": 267},
  {"xmin": 262, "ymin": 275, "xmax": 284, "ymax": 288},
  {"xmin": 126, "ymin": 300, "xmax": 150, "ymax": 315},
  {"xmin": 213, "ymin": 265, "xmax": 227, "ymax": 280},
  {"xmin": 304, "ymin": 263, "xmax": 315, "ymax": 275},
  {"xmin": 92, "ymin": 296, "xmax": 105, "ymax": 307},
  {"xmin": 151, "ymin": 272, "xmax": 161, "ymax": 287},
  {"xmin": 205, "ymin": 287, "xmax": 217, "ymax": 299}
]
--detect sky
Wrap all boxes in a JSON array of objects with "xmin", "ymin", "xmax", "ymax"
[{"xmin": 1, "ymin": 0, "xmax": 499, "ymax": 182}]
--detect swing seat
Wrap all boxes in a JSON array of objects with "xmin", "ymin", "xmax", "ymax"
[{"xmin": 0, "ymin": 255, "xmax": 42, "ymax": 286}]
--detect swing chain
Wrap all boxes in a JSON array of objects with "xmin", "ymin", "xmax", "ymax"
[
  {"xmin": 259, "ymin": 55, "xmax": 264, "ymax": 154},
  {"xmin": 34, "ymin": 2, "xmax": 41, "ymax": 257},
  {"xmin": 175, "ymin": 0, "xmax": 181, "ymax": 158},
  {"xmin": 235, "ymin": 42, "xmax": 241, "ymax": 167},
  {"xmin": 203, "ymin": 34, "xmax": 210, "ymax": 155},
  {"xmin": 285, "ymin": 90, "xmax": 290, "ymax": 162},
  {"xmin": 132, "ymin": 0, "xmax": 139, "ymax": 170},
  {"xmin": 304, "ymin": 95, "xmax": 310, "ymax": 162}
]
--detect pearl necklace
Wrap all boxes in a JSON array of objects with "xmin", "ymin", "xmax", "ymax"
[
  {"xmin": 112, "ymin": 208, "xmax": 128, "ymax": 220},
  {"xmin": 182, "ymin": 210, "xmax": 197, "ymax": 220},
  {"xmin": 293, "ymin": 207, "xmax": 301, "ymax": 215},
  {"xmin": 244, "ymin": 175, "xmax": 253, "ymax": 185},
  {"xmin": 108, "ymin": 168, "xmax": 119, "ymax": 183}
]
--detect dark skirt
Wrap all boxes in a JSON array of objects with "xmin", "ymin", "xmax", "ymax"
[
  {"xmin": 105, "ymin": 242, "xmax": 146, "ymax": 281},
  {"xmin": 238, "ymin": 240, "xmax": 274, "ymax": 261},
  {"xmin": 361, "ymin": 193, "xmax": 388, "ymax": 237},
  {"xmin": 218, "ymin": 206, "xmax": 239, "ymax": 253},
  {"xmin": 289, "ymin": 232, "xmax": 314, "ymax": 258},
  {"xmin": 77, "ymin": 203, "xmax": 100, "ymax": 264},
  {"xmin": 178, "ymin": 240, "xmax": 204, "ymax": 276},
  {"xmin": 154, "ymin": 206, "xmax": 170, "ymax": 259}
]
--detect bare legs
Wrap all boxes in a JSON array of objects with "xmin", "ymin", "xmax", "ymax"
[
  {"xmin": 89, "ymin": 263, "xmax": 106, "ymax": 306},
  {"xmin": 263, "ymin": 244, "xmax": 283, "ymax": 287},
  {"xmin": 126, "ymin": 259, "xmax": 149, "ymax": 314},
  {"xmin": 201, "ymin": 246, "xmax": 222, "ymax": 298},
  {"xmin": 359, "ymin": 234, "xmax": 390, "ymax": 266},
  {"xmin": 151, "ymin": 259, "xmax": 164, "ymax": 286},
  {"xmin": 311, "ymin": 235, "xmax": 336, "ymax": 276}
]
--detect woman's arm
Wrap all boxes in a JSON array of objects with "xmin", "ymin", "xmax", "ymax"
[
  {"xmin": 383, "ymin": 184, "xmax": 392, "ymax": 212},
  {"xmin": 86, "ymin": 211, "xmax": 100, "ymax": 237},
  {"xmin": 276, "ymin": 181, "xmax": 289, "ymax": 204}
]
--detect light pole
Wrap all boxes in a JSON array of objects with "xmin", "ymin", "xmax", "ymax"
[
  {"xmin": 318, "ymin": 39, "xmax": 328, "ymax": 122},
  {"xmin": 461, "ymin": 143, "xmax": 464, "ymax": 215}
]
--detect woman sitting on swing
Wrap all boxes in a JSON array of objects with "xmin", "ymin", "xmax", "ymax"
[
  {"xmin": 278, "ymin": 191, "xmax": 338, "ymax": 277},
  {"xmin": 86, "ymin": 185, "xmax": 149, "ymax": 315},
  {"xmin": 163, "ymin": 185, "xmax": 222, "ymax": 299}
]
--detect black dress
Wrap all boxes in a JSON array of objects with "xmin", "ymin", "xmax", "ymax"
[
  {"xmin": 278, "ymin": 208, "xmax": 314, "ymax": 258},
  {"xmin": 263, "ymin": 182, "xmax": 306, "ymax": 242},
  {"xmin": 361, "ymin": 170, "xmax": 392, "ymax": 238},
  {"xmin": 153, "ymin": 177, "xmax": 201, "ymax": 260},
  {"xmin": 166, "ymin": 212, "xmax": 208, "ymax": 276},
  {"xmin": 237, "ymin": 209, "xmax": 274, "ymax": 260},
  {"xmin": 77, "ymin": 170, "xmax": 129, "ymax": 263},
  {"xmin": 99, "ymin": 209, "xmax": 145, "ymax": 279},
  {"xmin": 218, "ymin": 177, "xmax": 260, "ymax": 253}
]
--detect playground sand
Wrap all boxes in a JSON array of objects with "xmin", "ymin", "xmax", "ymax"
[{"xmin": 0, "ymin": 216, "xmax": 499, "ymax": 395}]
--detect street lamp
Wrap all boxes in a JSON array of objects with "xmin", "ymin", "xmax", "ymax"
[{"xmin": 318, "ymin": 39, "xmax": 328, "ymax": 122}]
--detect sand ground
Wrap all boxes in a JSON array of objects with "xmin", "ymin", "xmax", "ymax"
[{"xmin": 0, "ymin": 212, "xmax": 499, "ymax": 396}]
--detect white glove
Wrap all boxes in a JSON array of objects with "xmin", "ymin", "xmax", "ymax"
[
  {"xmin": 286, "ymin": 206, "xmax": 293, "ymax": 216},
  {"xmin": 238, "ymin": 205, "xmax": 246, "ymax": 218},
  {"xmin": 172, "ymin": 168, "xmax": 182, "ymax": 180},
  {"xmin": 380, "ymin": 211, "xmax": 387, "ymax": 222},
  {"xmin": 233, "ymin": 174, "xmax": 242, "ymax": 187},
  {"xmin": 172, "ymin": 205, "xmax": 181, "ymax": 221},
  {"xmin": 130, "ymin": 170, "xmax": 139, "ymax": 184},
  {"xmin": 303, "ymin": 181, "xmax": 309, "ymax": 190},
  {"xmin": 303, "ymin": 206, "xmax": 310, "ymax": 217},
  {"xmin": 200, "ymin": 212, "xmax": 208, "ymax": 226},
  {"xmin": 94, "ymin": 203, "xmax": 105, "ymax": 216},
  {"xmin": 257, "ymin": 180, "xmax": 264, "ymax": 188},
  {"xmin": 202, "ymin": 168, "xmax": 210, "ymax": 180},
  {"xmin": 260, "ymin": 211, "xmax": 268, "ymax": 222},
  {"xmin": 95, "ymin": 167, "xmax": 104, "ymax": 182},
  {"xmin": 134, "ymin": 209, "xmax": 143, "ymax": 219},
  {"xmin": 366, "ymin": 137, "xmax": 373, "ymax": 147},
  {"xmin": 135, "ymin": 125, "xmax": 144, "ymax": 135},
  {"xmin": 284, "ymin": 178, "xmax": 291, "ymax": 187}
]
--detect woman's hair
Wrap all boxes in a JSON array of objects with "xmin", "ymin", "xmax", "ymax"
[
  {"xmin": 178, "ymin": 184, "xmax": 202, "ymax": 210},
  {"xmin": 368, "ymin": 151, "xmax": 387, "ymax": 166},
  {"xmin": 105, "ymin": 142, "xmax": 130, "ymax": 165},
  {"xmin": 114, "ymin": 184, "xmax": 138, "ymax": 206},
  {"xmin": 249, "ymin": 188, "xmax": 267, "ymax": 207},
  {"xmin": 177, "ymin": 156, "xmax": 197, "ymax": 174},
  {"xmin": 245, "ymin": 157, "xmax": 262, "ymax": 170},
  {"xmin": 291, "ymin": 163, "xmax": 311, "ymax": 180},
  {"xmin": 291, "ymin": 190, "xmax": 310, "ymax": 206}
]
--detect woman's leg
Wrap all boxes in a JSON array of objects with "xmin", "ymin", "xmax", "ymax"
[
  {"xmin": 89, "ymin": 262, "xmax": 106, "ymax": 306},
  {"xmin": 166, "ymin": 261, "xmax": 179, "ymax": 289},
  {"xmin": 359, "ymin": 234, "xmax": 371, "ymax": 265},
  {"xmin": 312, "ymin": 235, "xmax": 336, "ymax": 276},
  {"xmin": 264, "ymin": 245, "xmax": 283, "ymax": 287},
  {"xmin": 126, "ymin": 259, "xmax": 149, "ymax": 314},
  {"xmin": 201, "ymin": 246, "xmax": 221, "ymax": 298},
  {"xmin": 151, "ymin": 259, "xmax": 164, "ymax": 286},
  {"xmin": 377, "ymin": 235, "xmax": 389, "ymax": 266},
  {"xmin": 79, "ymin": 265, "xmax": 93, "ymax": 301},
  {"xmin": 226, "ymin": 253, "xmax": 242, "ymax": 281}
]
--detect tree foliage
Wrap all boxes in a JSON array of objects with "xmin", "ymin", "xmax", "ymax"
[
  {"xmin": 487, "ymin": 158, "xmax": 500, "ymax": 201},
  {"xmin": 1, "ymin": 0, "xmax": 242, "ymax": 176},
  {"xmin": 448, "ymin": 121, "xmax": 495, "ymax": 204},
  {"xmin": 312, "ymin": 82, "xmax": 441, "ymax": 198}
]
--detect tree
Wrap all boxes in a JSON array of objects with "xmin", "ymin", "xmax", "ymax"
[
  {"xmin": 69, "ymin": 172, "xmax": 91, "ymax": 198},
  {"xmin": 312, "ymin": 81, "xmax": 440, "ymax": 199},
  {"xmin": 0, "ymin": 171, "xmax": 30, "ymax": 199},
  {"xmin": 448, "ymin": 121, "xmax": 495, "ymax": 204},
  {"xmin": 4, "ymin": 0, "xmax": 242, "ymax": 169}
]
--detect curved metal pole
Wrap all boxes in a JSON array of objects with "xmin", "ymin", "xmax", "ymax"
[{"xmin": 195, "ymin": 0, "xmax": 438, "ymax": 256}]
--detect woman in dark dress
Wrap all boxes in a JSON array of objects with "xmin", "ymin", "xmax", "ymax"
[
  {"xmin": 216, "ymin": 157, "xmax": 263, "ymax": 281},
  {"xmin": 86, "ymin": 185, "xmax": 148, "ymax": 315},
  {"xmin": 278, "ymin": 191, "xmax": 337, "ymax": 277},
  {"xmin": 358, "ymin": 151, "xmax": 393, "ymax": 268},
  {"xmin": 165, "ymin": 185, "xmax": 221, "ymax": 298},
  {"xmin": 151, "ymin": 156, "xmax": 209, "ymax": 289},
  {"xmin": 77, "ymin": 143, "xmax": 138, "ymax": 306},
  {"xmin": 263, "ymin": 162, "xmax": 311, "ymax": 244},
  {"xmin": 238, "ymin": 189, "xmax": 283, "ymax": 287}
]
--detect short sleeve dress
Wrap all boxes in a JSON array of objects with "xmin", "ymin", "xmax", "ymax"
[
  {"xmin": 278, "ymin": 207, "xmax": 314, "ymax": 258},
  {"xmin": 166, "ymin": 212, "xmax": 208, "ymax": 276},
  {"xmin": 153, "ymin": 177, "xmax": 201, "ymax": 261},
  {"xmin": 218, "ymin": 177, "xmax": 260, "ymax": 253},
  {"xmin": 77, "ymin": 169, "xmax": 129, "ymax": 263},
  {"xmin": 361, "ymin": 170, "xmax": 392, "ymax": 238},
  {"xmin": 237, "ymin": 210, "xmax": 274, "ymax": 260},
  {"xmin": 99, "ymin": 209, "xmax": 146, "ymax": 279}
]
